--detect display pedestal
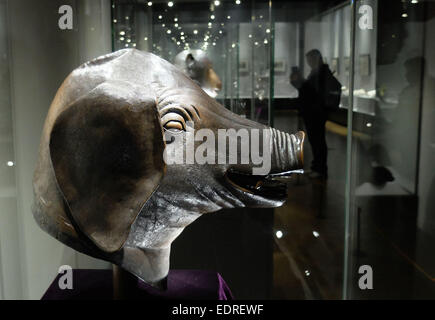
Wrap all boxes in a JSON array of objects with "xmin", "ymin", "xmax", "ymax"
[{"xmin": 42, "ymin": 269, "xmax": 234, "ymax": 300}]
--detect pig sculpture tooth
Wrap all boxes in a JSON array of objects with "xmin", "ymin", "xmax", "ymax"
[{"xmin": 32, "ymin": 49, "xmax": 305, "ymax": 287}]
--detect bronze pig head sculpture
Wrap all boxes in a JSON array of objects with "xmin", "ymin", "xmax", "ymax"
[{"xmin": 32, "ymin": 49, "xmax": 304, "ymax": 287}]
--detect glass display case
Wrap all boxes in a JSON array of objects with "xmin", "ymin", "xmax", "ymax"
[
  {"xmin": 0, "ymin": 0, "xmax": 434, "ymax": 301},
  {"xmin": 344, "ymin": 0, "xmax": 435, "ymax": 299},
  {"xmin": 112, "ymin": 0, "xmax": 274, "ymax": 125}
]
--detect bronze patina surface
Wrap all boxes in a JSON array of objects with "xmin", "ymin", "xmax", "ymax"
[{"xmin": 32, "ymin": 49, "xmax": 304, "ymax": 287}]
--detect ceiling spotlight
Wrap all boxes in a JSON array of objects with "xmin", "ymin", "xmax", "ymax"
[
  {"xmin": 411, "ymin": 0, "xmax": 418, "ymax": 3},
  {"xmin": 214, "ymin": 0, "xmax": 220, "ymax": 6},
  {"xmin": 119, "ymin": 31, "xmax": 125, "ymax": 35},
  {"xmin": 144, "ymin": 37, "xmax": 148, "ymax": 41},
  {"xmin": 193, "ymin": 29, "xmax": 198, "ymax": 34},
  {"xmin": 275, "ymin": 230, "xmax": 283, "ymax": 239},
  {"xmin": 211, "ymin": 15, "xmax": 215, "ymax": 20},
  {"xmin": 266, "ymin": 28, "xmax": 270, "ymax": 33},
  {"xmin": 227, "ymin": 15, "xmax": 231, "ymax": 20},
  {"xmin": 264, "ymin": 39, "xmax": 268, "ymax": 44},
  {"xmin": 147, "ymin": 1, "xmax": 152, "ymax": 6},
  {"xmin": 402, "ymin": 13, "xmax": 408, "ymax": 18},
  {"xmin": 167, "ymin": 29, "xmax": 172, "ymax": 34},
  {"xmin": 7, "ymin": 161, "xmax": 14, "ymax": 167},
  {"xmin": 113, "ymin": 19, "xmax": 117, "ymax": 23},
  {"xmin": 174, "ymin": 17, "xmax": 178, "ymax": 22},
  {"xmin": 158, "ymin": 15, "xmax": 162, "ymax": 19},
  {"xmin": 313, "ymin": 231, "xmax": 320, "ymax": 238},
  {"xmin": 236, "ymin": 0, "xmax": 241, "ymax": 4},
  {"xmin": 120, "ymin": 37, "xmax": 125, "ymax": 41},
  {"xmin": 168, "ymin": 1, "xmax": 174, "ymax": 7}
]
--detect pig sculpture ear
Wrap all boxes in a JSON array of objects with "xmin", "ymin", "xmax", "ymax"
[
  {"xmin": 185, "ymin": 53, "xmax": 195, "ymax": 68},
  {"xmin": 49, "ymin": 81, "xmax": 165, "ymax": 253}
]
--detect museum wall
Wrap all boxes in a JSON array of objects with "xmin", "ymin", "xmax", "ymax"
[
  {"xmin": 238, "ymin": 21, "xmax": 300, "ymax": 100},
  {"xmin": 304, "ymin": 5, "xmax": 353, "ymax": 93},
  {"xmin": 238, "ymin": 22, "xmax": 252, "ymax": 99},
  {"xmin": 304, "ymin": 0, "xmax": 377, "ymax": 112},
  {"xmin": 2, "ymin": 0, "xmax": 112, "ymax": 299},
  {"xmin": 273, "ymin": 22, "xmax": 299, "ymax": 99},
  {"xmin": 375, "ymin": 20, "xmax": 425, "ymax": 194},
  {"xmin": 417, "ymin": 12, "xmax": 435, "ymax": 233}
]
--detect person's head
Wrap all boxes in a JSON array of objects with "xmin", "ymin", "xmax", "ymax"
[{"xmin": 306, "ymin": 49, "xmax": 323, "ymax": 70}]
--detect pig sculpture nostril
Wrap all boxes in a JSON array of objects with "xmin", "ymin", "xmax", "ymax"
[
  {"xmin": 269, "ymin": 128, "xmax": 305, "ymax": 174},
  {"xmin": 224, "ymin": 129, "xmax": 305, "ymax": 201}
]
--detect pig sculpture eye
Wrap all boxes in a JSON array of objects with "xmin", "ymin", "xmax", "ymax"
[
  {"xmin": 163, "ymin": 119, "xmax": 185, "ymax": 133},
  {"xmin": 161, "ymin": 111, "xmax": 187, "ymax": 132}
]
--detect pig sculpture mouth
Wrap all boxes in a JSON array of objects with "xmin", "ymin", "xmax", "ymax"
[{"xmin": 225, "ymin": 168, "xmax": 288, "ymax": 199}]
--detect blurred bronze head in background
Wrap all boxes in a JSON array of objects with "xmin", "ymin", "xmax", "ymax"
[{"xmin": 174, "ymin": 49, "xmax": 222, "ymax": 97}]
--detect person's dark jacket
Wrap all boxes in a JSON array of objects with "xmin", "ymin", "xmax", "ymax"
[{"xmin": 293, "ymin": 64, "xmax": 336, "ymax": 119}]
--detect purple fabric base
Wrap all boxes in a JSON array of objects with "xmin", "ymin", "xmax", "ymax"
[{"xmin": 41, "ymin": 269, "xmax": 234, "ymax": 300}]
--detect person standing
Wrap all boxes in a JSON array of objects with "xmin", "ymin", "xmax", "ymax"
[{"xmin": 290, "ymin": 49, "xmax": 341, "ymax": 179}]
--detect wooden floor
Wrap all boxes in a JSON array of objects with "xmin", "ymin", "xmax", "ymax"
[{"xmin": 271, "ymin": 133, "xmax": 347, "ymax": 299}]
